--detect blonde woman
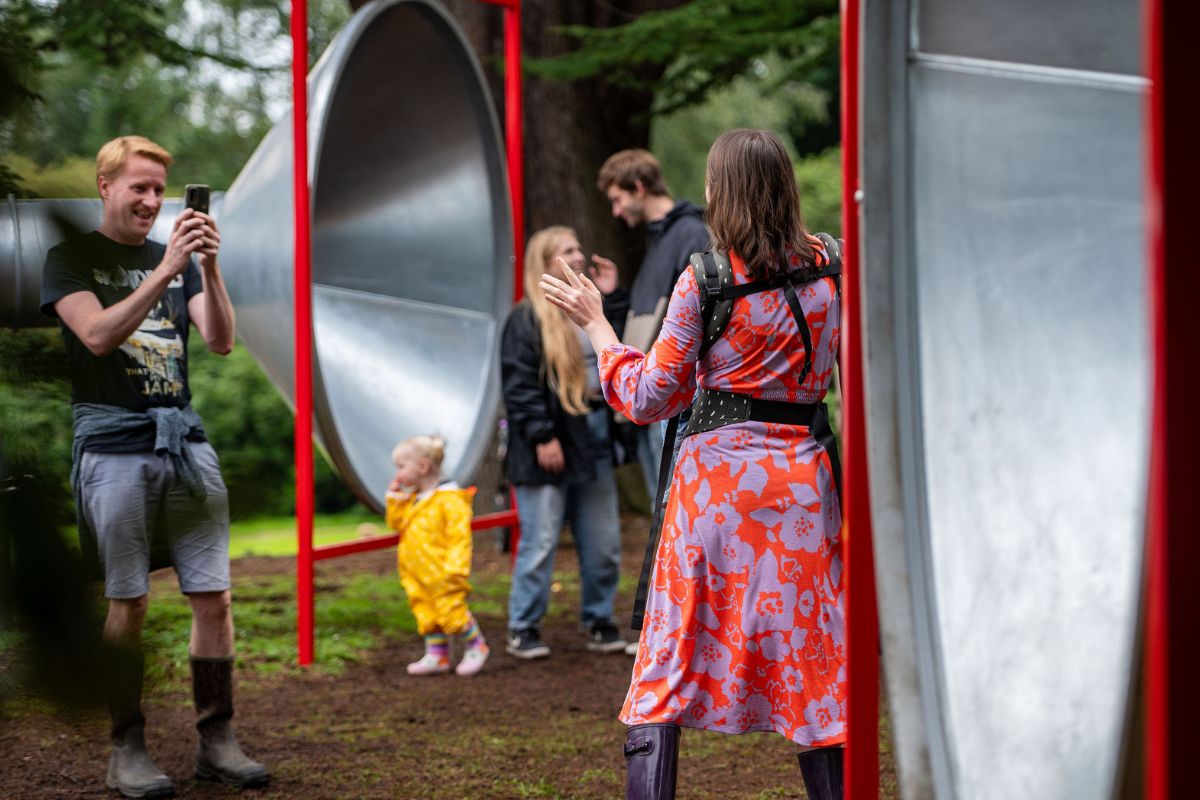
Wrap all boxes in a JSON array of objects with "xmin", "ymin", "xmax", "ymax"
[{"xmin": 500, "ymin": 226, "xmax": 629, "ymax": 659}]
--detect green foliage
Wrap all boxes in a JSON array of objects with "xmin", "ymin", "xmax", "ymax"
[
  {"xmin": 527, "ymin": 0, "xmax": 840, "ymax": 144},
  {"xmin": 795, "ymin": 146, "xmax": 843, "ymax": 238},
  {"xmin": 0, "ymin": 0, "xmax": 350, "ymax": 193},
  {"xmin": 187, "ymin": 342, "xmax": 357, "ymax": 519},
  {"xmin": 0, "ymin": 154, "xmax": 94, "ymax": 197},
  {"xmin": 651, "ymin": 53, "xmax": 832, "ymax": 202},
  {"xmin": 0, "ymin": 330, "xmax": 75, "ymax": 524},
  {"xmin": 649, "ymin": 58, "xmax": 843, "ymax": 235}
]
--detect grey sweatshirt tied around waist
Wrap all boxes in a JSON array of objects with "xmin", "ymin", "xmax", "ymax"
[{"xmin": 71, "ymin": 402, "xmax": 209, "ymax": 524}]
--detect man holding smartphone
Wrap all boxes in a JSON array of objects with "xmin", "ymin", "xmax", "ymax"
[{"xmin": 40, "ymin": 136, "xmax": 268, "ymax": 797}]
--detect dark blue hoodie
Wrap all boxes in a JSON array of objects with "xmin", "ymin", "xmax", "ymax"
[
  {"xmin": 620, "ymin": 201, "xmax": 709, "ymax": 353},
  {"xmin": 628, "ymin": 200, "xmax": 710, "ymax": 315}
]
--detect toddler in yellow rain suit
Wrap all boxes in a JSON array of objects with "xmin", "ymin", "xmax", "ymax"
[{"xmin": 386, "ymin": 435, "xmax": 489, "ymax": 676}]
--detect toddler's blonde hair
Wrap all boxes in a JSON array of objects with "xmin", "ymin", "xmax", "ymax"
[{"xmin": 392, "ymin": 434, "xmax": 447, "ymax": 468}]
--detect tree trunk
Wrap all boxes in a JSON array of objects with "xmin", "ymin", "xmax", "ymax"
[{"xmin": 438, "ymin": 0, "xmax": 683, "ymax": 284}]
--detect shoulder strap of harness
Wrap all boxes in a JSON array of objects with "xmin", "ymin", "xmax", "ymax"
[
  {"xmin": 690, "ymin": 250, "xmax": 735, "ymax": 359},
  {"xmin": 691, "ymin": 235, "xmax": 844, "ymax": 360}
]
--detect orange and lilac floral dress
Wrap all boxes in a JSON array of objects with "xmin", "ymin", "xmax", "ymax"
[{"xmin": 600, "ymin": 237, "xmax": 846, "ymax": 746}]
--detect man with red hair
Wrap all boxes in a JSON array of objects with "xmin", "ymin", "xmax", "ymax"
[{"xmin": 40, "ymin": 135, "xmax": 268, "ymax": 798}]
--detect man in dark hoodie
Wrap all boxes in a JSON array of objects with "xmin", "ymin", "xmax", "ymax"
[{"xmin": 594, "ymin": 149, "xmax": 710, "ymax": 506}]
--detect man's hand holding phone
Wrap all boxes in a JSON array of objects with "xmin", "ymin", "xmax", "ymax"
[
  {"xmin": 160, "ymin": 210, "xmax": 208, "ymax": 278},
  {"xmin": 184, "ymin": 183, "xmax": 220, "ymax": 271},
  {"xmin": 192, "ymin": 210, "xmax": 221, "ymax": 271},
  {"xmin": 161, "ymin": 184, "xmax": 220, "ymax": 276}
]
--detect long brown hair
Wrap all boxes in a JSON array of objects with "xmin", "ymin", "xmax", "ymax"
[
  {"xmin": 522, "ymin": 226, "xmax": 589, "ymax": 416},
  {"xmin": 704, "ymin": 129, "xmax": 815, "ymax": 279}
]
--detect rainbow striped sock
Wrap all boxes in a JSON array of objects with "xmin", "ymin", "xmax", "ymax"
[
  {"xmin": 425, "ymin": 633, "xmax": 449, "ymax": 661},
  {"xmin": 459, "ymin": 615, "xmax": 485, "ymax": 650}
]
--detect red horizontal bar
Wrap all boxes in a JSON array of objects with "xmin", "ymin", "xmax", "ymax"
[
  {"xmin": 312, "ymin": 508, "xmax": 520, "ymax": 562},
  {"xmin": 472, "ymin": 509, "xmax": 520, "ymax": 530},
  {"xmin": 314, "ymin": 533, "xmax": 400, "ymax": 561}
]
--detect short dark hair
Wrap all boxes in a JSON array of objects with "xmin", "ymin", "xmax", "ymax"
[
  {"xmin": 704, "ymin": 129, "xmax": 814, "ymax": 279},
  {"xmin": 596, "ymin": 149, "xmax": 669, "ymax": 196}
]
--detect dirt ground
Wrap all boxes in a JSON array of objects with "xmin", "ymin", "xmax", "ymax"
[{"xmin": 0, "ymin": 514, "xmax": 898, "ymax": 800}]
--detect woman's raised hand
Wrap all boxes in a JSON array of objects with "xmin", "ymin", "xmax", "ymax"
[{"xmin": 541, "ymin": 257, "xmax": 605, "ymax": 329}]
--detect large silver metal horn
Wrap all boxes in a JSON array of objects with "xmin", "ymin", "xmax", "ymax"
[
  {"xmin": 861, "ymin": 1, "xmax": 1148, "ymax": 798},
  {"xmin": 0, "ymin": 0, "xmax": 512, "ymax": 511}
]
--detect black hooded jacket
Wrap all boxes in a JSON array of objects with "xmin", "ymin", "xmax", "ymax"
[
  {"xmin": 500, "ymin": 289, "xmax": 629, "ymax": 487},
  {"xmin": 628, "ymin": 200, "xmax": 710, "ymax": 315}
]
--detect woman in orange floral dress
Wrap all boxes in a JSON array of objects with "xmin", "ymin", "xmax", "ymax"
[{"xmin": 541, "ymin": 129, "xmax": 845, "ymax": 800}]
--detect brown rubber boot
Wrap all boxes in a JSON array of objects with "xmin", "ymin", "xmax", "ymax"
[
  {"xmin": 106, "ymin": 646, "xmax": 174, "ymax": 798},
  {"xmin": 191, "ymin": 656, "xmax": 270, "ymax": 788}
]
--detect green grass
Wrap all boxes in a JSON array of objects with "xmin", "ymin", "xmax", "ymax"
[
  {"xmin": 138, "ymin": 567, "xmax": 417, "ymax": 682},
  {"xmin": 228, "ymin": 508, "xmax": 382, "ymax": 557},
  {"xmin": 133, "ymin": 509, "xmax": 421, "ymax": 682},
  {"xmin": 5, "ymin": 510, "xmax": 582, "ymax": 696}
]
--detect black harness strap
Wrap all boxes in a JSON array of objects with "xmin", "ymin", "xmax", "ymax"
[{"xmin": 630, "ymin": 412, "xmax": 680, "ymax": 631}]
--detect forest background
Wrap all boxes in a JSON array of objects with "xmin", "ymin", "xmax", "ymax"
[{"xmin": 0, "ymin": 0, "xmax": 843, "ymax": 523}]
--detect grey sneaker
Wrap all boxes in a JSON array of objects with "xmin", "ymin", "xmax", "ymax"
[
  {"xmin": 506, "ymin": 628, "xmax": 551, "ymax": 659},
  {"xmin": 587, "ymin": 622, "xmax": 628, "ymax": 654}
]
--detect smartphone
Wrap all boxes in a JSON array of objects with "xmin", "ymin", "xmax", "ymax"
[{"xmin": 184, "ymin": 184, "xmax": 210, "ymax": 215}]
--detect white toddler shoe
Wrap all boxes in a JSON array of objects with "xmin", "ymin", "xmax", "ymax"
[
  {"xmin": 455, "ymin": 644, "xmax": 489, "ymax": 677},
  {"xmin": 406, "ymin": 654, "xmax": 450, "ymax": 676}
]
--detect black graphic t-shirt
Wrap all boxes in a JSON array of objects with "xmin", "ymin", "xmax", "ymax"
[{"xmin": 40, "ymin": 231, "xmax": 204, "ymax": 450}]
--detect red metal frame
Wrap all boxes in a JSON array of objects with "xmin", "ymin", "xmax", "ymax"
[
  {"xmin": 291, "ymin": 0, "xmax": 315, "ymax": 666},
  {"xmin": 1145, "ymin": 0, "xmax": 1197, "ymax": 796},
  {"xmin": 839, "ymin": 0, "xmax": 880, "ymax": 796},
  {"xmin": 1145, "ymin": 0, "xmax": 1165, "ymax": 792},
  {"xmin": 292, "ymin": 0, "xmax": 525, "ymax": 665},
  {"xmin": 481, "ymin": 0, "xmax": 525, "ymax": 300}
]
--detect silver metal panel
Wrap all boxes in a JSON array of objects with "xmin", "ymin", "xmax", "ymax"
[
  {"xmin": 917, "ymin": 0, "xmax": 1141, "ymax": 76},
  {"xmin": 311, "ymin": 2, "xmax": 508, "ymax": 314},
  {"xmin": 862, "ymin": 1, "xmax": 1148, "ymax": 798},
  {"xmin": 312, "ymin": 287, "xmax": 497, "ymax": 500},
  {"xmin": 860, "ymin": 1, "xmax": 942, "ymax": 796},
  {"xmin": 214, "ymin": 0, "xmax": 511, "ymax": 510},
  {"xmin": 911, "ymin": 63, "xmax": 1147, "ymax": 800}
]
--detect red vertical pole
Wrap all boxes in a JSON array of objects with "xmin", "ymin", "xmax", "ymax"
[
  {"xmin": 291, "ymin": 0, "xmax": 315, "ymax": 667},
  {"xmin": 1144, "ymin": 0, "xmax": 1166, "ymax": 792},
  {"xmin": 504, "ymin": 1, "xmax": 525, "ymax": 301},
  {"xmin": 1144, "ymin": 0, "xmax": 1199, "ymax": 795},
  {"xmin": 840, "ymin": 0, "xmax": 880, "ymax": 797}
]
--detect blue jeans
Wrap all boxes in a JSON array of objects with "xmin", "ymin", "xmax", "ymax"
[
  {"xmin": 508, "ymin": 410, "xmax": 621, "ymax": 631},
  {"xmin": 637, "ymin": 415, "xmax": 688, "ymax": 510},
  {"xmin": 635, "ymin": 419, "xmax": 668, "ymax": 502}
]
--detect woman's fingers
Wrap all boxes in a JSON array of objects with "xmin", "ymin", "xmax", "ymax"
[
  {"xmin": 557, "ymin": 257, "xmax": 584, "ymax": 287},
  {"xmin": 540, "ymin": 267, "xmax": 600, "ymax": 326},
  {"xmin": 540, "ymin": 275, "xmax": 575, "ymax": 302}
]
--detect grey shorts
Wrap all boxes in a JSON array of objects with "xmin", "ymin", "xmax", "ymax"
[{"xmin": 78, "ymin": 441, "xmax": 231, "ymax": 599}]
